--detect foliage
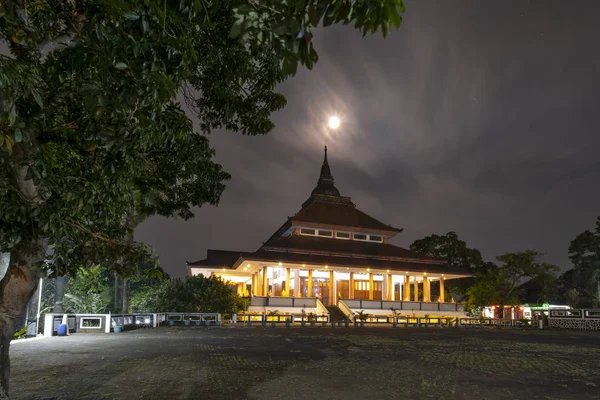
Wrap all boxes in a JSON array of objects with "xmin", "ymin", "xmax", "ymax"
[
  {"xmin": 565, "ymin": 288, "xmax": 581, "ymax": 309},
  {"xmin": 466, "ymin": 250, "xmax": 559, "ymax": 317},
  {"xmin": 63, "ymin": 265, "xmax": 111, "ymax": 313},
  {"xmin": 567, "ymin": 216, "xmax": 600, "ymax": 306},
  {"xmin": 12, "ymin": 326, "xmax": 27, "ymax": 340},
  {"xmin": 130, "ymin": 275, "xmax": 243, "ymax": 313},
  {"xmin": 410, "ymin": 232, "xmax": 493, "ymax": 297},
  {"xmin": 306, "ymin": 312, "xmax": 317, "ymax": 322},
  {"xmin": 355, "ymin": 310, "xmax": 370, "ymax": 322},
  {"xmin": 0, "ymin": 0, "xmax": 405, "ymax": 394}
]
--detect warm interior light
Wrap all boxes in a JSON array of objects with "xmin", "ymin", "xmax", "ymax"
[
  {"xmin": 325, "ymin": 265, "xmax": 329, "ymax": 269},
  {"xmin": 328, "ymin": 116, "xmax": 340, "ymax": 129},
  {"xmin": 302, "ymin": 263, "xmax": 306, "ymax": 267},
  {"xmin": 423, "ymin": 272, "xmax": 427, "ymax": 276},
  {"xmin": 247, "ymin": 263, "xmax": 251, "ymax": 267},
  {"xmin": 278, "ymin": 262, "xmax": 282, "ymax": 266},
  {"xmin": 367, "ymin": 268, "xmax": 371, "ymax": 272},
  {"xmin": 386, "ymin": 269, "xmax": 390, "ymax": 273}
]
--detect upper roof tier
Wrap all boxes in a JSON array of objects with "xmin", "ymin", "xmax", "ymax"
[{"xmin": 294, "ymin": 146, "xmax": 402, "ymax": 235}]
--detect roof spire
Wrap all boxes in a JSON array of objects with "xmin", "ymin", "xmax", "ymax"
[{"xmin": 324, "ymin": 145, "xmax": 328, "ymax": 163}]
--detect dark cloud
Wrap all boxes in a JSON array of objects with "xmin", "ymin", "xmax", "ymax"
[{"xmin": 137, "ymin": 0, "xmax": 600, "ymax": 277}]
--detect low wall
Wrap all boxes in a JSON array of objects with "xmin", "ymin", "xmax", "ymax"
[
  {"xmin": 548, "ymin": 309, "xmax": 600, "ymax": 331},
  {"xmin": 341, "ymin": 299, "xmax": 465, "ymax": 313}
]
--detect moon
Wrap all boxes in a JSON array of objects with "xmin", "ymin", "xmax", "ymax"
[{"xmin": 328, "ymin": 116, "xmax": 340, "ymax": 130}]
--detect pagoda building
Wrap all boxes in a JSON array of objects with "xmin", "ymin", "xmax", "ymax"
[{"xmin": 187, "ymin": 147, "xmax": 471, "ymax": 317}]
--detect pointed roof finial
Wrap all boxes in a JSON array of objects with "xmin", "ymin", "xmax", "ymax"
[{"xmin": 324, "ymin": 145, "xmax": 328, "ymax": 163}]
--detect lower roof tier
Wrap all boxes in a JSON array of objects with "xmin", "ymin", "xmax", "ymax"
[{"xmin": 187, "ymin": 249, "xmax": 472, "ymax": 277}]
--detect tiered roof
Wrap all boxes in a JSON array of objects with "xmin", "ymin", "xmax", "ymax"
[{"xmin": 188, "ymin": 148, "xmax": 469, "ymax": 276}]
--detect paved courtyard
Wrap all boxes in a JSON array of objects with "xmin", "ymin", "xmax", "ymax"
[{"xmin": 9, "ymin": 326, "xmax": 600, "ymax": 399}]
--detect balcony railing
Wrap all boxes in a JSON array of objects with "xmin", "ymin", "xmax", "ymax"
[{"xmin": 247, "ymin": 296, "xmax": 317, "ymax": 308}]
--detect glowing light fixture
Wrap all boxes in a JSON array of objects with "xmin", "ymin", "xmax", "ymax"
[
  {"xmin": 367, "ymin": 268, "xmax": 371, "ymax": 272},
  {"xmin": 278, "ymin": 261, "xmax": 282, "ymax": 266},
  {"xmin": 325, "ymin": 265, "xmax": 329, "ymax": 269},
  {"xmin": 328, "ymin": 116, "xmax": 340, "ymax": 129}
]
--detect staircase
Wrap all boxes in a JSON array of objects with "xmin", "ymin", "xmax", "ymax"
[{"xmin": 326, "ymin": 305, "xmax": 351, "ymax": 322}]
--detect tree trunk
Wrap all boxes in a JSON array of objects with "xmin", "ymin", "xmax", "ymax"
[
  {"xmin": 122, "ymin": 279, "xmax": 128, "ymax": 314},
  {"xmin": 0, "ymin": 255, "xmax": 40, "ymax": 398},
  {"xmin": 54, "ymin": 276, "xmax": 66, "ymax": 314}
]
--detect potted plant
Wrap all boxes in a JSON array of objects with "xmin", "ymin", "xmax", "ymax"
[
  {"xmin": 268, "ymin": 310, "xmax": 279, "ymax": 328},
  {"xmin": 168, "ymin": 320, "xmax": 175, "ymax": 327},
  {"xmin": 184, "ymin": 319, "xmax": 191, "ymax": 327},
  {"xmin": 423, "ymin": 314, "xmax": 430, "ymax": 328},
  {"xmin": 321, "ymin": 314, "xmax": 327, "ymax": 327},
  {"xmin": 215, "ymin": 319, "xmax": 221, "ymax": 327},
  {"xmin": 247, "ymin": 318, "xmax": 252, "ymax": 327},
  {"xmin": 113, "ymin": 325, "xmax": 123, "ymax": 333},
  {"xmin": 204, "ymin": 319, "xmax": 211, "ymax": 327},
  {"xmin": 285, "ymin": 317, "xmax": 291, "ymax": 328},
  {"xmin": 195, "ymin": 320, "xmax": 201, "ymax": 326},
  {"xmin": 301, "ymin": 309, "xmax": 307, "ymax": 327},
  {"xmin": 355, "ymin": 310, "xmax": 370, "ymax": 328},
  {"xmin": 390, "ymin": 307, "xmax": 401, "ymax": 328},
  {"xmin": 307, "ymin": 312, "xmax": 317, "ymax": 327},
  {"xmin": 345, "ymin": 319, "xmax": 350, "ymax": 328}
]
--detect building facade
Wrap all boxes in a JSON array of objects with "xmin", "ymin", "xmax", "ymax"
[{"xmin": 188, "ymin": 148, "xmax": 472, "ymax": 317}]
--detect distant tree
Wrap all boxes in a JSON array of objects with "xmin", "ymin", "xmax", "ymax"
[
  {"xmin": 466, "ymin": 250, "xmax": 559, "ymax": 318},
  {"xmin": 568, "ymin": 216, "xmax": 600, "ymax": 306},
  {"xmin": 410, "ymin": 232, "xmax": 491, "ymax": 298},
  {"xmin": 565, "ymin": 288, "xmax": 581, "ymax": 309}
]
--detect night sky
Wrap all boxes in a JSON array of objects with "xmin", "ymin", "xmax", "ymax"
[{"xmin": 137, "ymin": 0, "xmax": 600, "ymax": 278}]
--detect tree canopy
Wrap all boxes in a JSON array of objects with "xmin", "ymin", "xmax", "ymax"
[
  {"xmin": 466, "ymin": 250, "xmax": 559, "ymax": 316},
  {"xmin": 567, "ymin": 216, "xmax": 600, "ymax": 306},
  {"xmin": 0, "ymin": 1, "xmax": 406, "ymax": 395},
  {"xmin": 410, "ymin": 231, "xmax": 491, "ymax": 297}
]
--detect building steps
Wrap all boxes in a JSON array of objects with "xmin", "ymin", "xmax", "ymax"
[{"xmin": 326, "ymin": 305, "xmax": 351, "ymax": 322}]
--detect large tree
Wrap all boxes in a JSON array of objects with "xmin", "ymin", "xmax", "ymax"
[
  {"xmin": 410, "ymin": 231, "xmax": 491, "ymax": 298},
  {"xmin": 567, "ymin": 216, "xmax": 600, "ymax": 307},
  {"xmin": 0, "ymin": 0, "xmax": 406, "ymax": 396},
  {"xmin": 466, "ymin": 250, "xmax": 559, "ymax": 317}
]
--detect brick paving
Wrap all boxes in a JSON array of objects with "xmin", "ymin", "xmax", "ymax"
[{"xmin": 9, "ymin": 326, "xmax": 600, "ymax": 399}]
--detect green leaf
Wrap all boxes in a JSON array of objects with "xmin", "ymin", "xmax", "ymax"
[
  {"xmin": 124, "ymin": 11, "xmax": 140, "ymax": 20},
  {"xmin": 115, "ymin": 62, "xmax": 128, "ymax": 70},
  {"xmin": 296, "ymin": 0, "xmax": 306, "ymax": 13},
  {"xmin": 33, "ymin": 91, "xmax": 43, "ymax": 109},
  {"xmin": 14, "ymin": 127, "xmax": 23, "ymax": 143},
  {"xmin": 229, "ymin": 18, "xmax": 244, "ymax": 39},
  {"xmin": 308, "ymin": 5, "xmax": 318, "ymax": 27},
  {"xmin": 282, "ymin": 55, "xmax": 298, "ymax": 77}
]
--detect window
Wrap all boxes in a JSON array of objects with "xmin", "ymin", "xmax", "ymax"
[
  {"xmin": 353, "ymin": 233, "xmax": 368, "ymax": 241},
  {"xmin": 336, "ymin": 232, "xmax": 351, "ymax": 239},
  {"xmin": 369, "ymin": 235, "xmax": 383, "ymax": 243},
  {"xmin": 317, "ymin": 230, "xmax": 333, "ymax": 237},
  {"xmin": 300, "ymin": 228, "xmax": 316, "ymax": 236},
  {"xmin": 80, "ymin": 317, "xmax": 102, "ymax": 329}
]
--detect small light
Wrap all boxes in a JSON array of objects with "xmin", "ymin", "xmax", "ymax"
[
  {"xmin": 441, "ymin": 274, "xmax": 444, "ymax": 276},
  {"xmin": 136, "ymin": 320, "xmax": 141, "ymax": 324},
  {"xmin": 247, "ymin": 263, "xmax": 251, "ymax": 267},
  {"xmin": 325, "ymin": 265, "xmax": 328, "ymax": 269},
  {"xmin": 144, "ymin": 318, "xmax": 150, "ymax": 324},
  {"xmin": 302, "ymin": 264, "xmax": 306, "ymax": 267},
  {"xmin": 423, "ymin": 272, "xmax": 427, "ymax": 276},
  {"xmin": 367, "ymin": 268, "xmax": 371, "ymax": 272},
  {"xmin": 278, "ymin": 262, "xmax": 282, "ymax": 266},
  {"xmin": 222, "ymin": 268, "xmax": 226, "ymax": 271},
  {"xmin": 386, "ymin": 269, "xmax": 390, "ymax": 273},
  {"xmin": 405, "ymin": 271, "xmax": 408, "ymax": 274},
  {"xmin": 346, "ymin": 268, "xmax": 349, "ymax": 270}
]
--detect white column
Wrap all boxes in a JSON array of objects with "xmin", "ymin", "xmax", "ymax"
[
  {"xmin": 294, "ymin": 269, "xmax": 300, "ymax": 297},
  {"xmin": 382, "ymin": 274, "xmax": 388, "ymax": 301}
]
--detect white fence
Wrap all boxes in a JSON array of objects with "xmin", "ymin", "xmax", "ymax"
[{"xmin": 548, "ymin": 309, "xmax": 600, "ymax": 330}]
